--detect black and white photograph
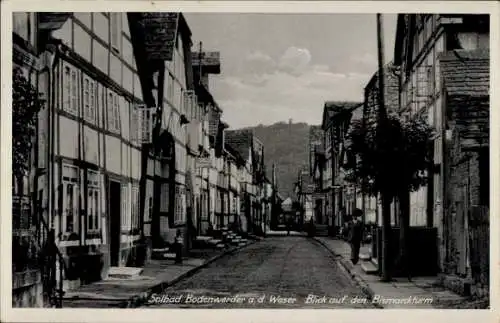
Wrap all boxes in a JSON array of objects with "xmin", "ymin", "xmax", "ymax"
[{"xmin": 2, "ymin": 1, "xmax": 497, "ymax": 322}]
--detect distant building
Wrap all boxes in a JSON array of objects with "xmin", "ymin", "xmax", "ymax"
[
  {"xmin": 320, "ymin": 101, "xmax": 363, "ymax": 234},
  {"xmin": 224, "ymin": 130, "xmax": 266, "ymax": 234}
]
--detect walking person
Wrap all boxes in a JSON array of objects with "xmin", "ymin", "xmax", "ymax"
[{"xmin": 348, "ymin": 208, "xmax": 364, "ymax": 265}]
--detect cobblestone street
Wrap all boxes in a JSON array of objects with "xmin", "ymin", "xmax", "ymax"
[{"xmin": 143, "ymin": 237, "xmax": 377, "ymax": 308}]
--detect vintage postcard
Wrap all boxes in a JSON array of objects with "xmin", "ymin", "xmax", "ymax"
[{"xmin": 1, "ymin": 1, "xmax": 498, "ymax": 322}]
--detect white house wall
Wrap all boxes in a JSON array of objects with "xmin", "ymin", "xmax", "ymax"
[{"xmin": 46, "ymin": 13, "xmax": 146, "ymax": 271}]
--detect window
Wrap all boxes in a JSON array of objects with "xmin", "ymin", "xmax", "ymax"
[
  {"xmin": 114, "ymin": 95, "xmax": 120, "ymax": 131},
  {"xmin": 131, "ymin": 186, "xmax": 140, "ymax": 229},
  {"xmin": 174, "ymin": 186, "xmax": 184, "ymax": 223},
  {"xmin": 138, "ymin": 105, "xmax": 155, "ymax": 143},
  {"xmin": 62, "ymin": 63, "xmax": 80, "ymax": 115},
  {"xmin": 121, "ymin": 184, "xmax": 129, "ymax": 231},
  {"xmin": 107, "ymin": 90, "xmax": 121, "ymax": 133},
  {"xmin": 110, "ymin": 13, "xmax": 121, "ymax": 53},
  {"xmin": 72, "ymin": 70, "xmax": 78, "ymax": 113},
  {"xmin": 62, "ymin": 164, "xmax": 79, "ymax": 234},
  {"xmin": 130, "ymin": 103, "xmax": 141, "ymax": 145},
  {"xmin": 83, "ymin": 75, "xmax": 97, "ymax": 123},
  {"xmin": 63, "ymin": 66, "xmax": 71, "ymax": 111},
  {"xmin": 87, "ymin": 170, "xmax": 100, "ymax": 232}
]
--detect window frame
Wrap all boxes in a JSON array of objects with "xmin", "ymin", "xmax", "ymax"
[
  {"xmin": 121, "ymin": 184, "xmax": 129, "ymax": 231},
  {"xmin": 106, "ymin": 90, "xmax": 121, "ymax": 133},
  {"xmin": 174, "ymin": 186, "xmax": 185, "ymax": 224},
  {"xmin": 62, "ymin": 62, "xmax": 80, "ymax": 116},
  {"xmin": 62, "ymin": 164, "xmax": 80, "ymax": 234},
  {"xmin": 131, "ymin": 185, "xmax": 140, "ymax": 229},
  {"xmin": 83, "ymin": 74, "xmax": 97, "ymax": 124},
  {"xmin": 130, "ymin": 102, "xmax": 140, "ymax": 145},
  {"xmin": 86, "ymin": 170, "xmax": 100, "ymax": 233}
]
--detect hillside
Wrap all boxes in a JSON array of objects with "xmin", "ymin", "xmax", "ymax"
[{"xmin": 240, "ymin": 121, "xmax": 313, "ymax": 199}]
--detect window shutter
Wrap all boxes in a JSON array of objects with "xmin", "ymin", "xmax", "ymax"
[{"xmin": 63, "ymin": 64, "xmax": 71, "ymax": 112}]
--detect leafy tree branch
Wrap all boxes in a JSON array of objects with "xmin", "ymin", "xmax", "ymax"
[{"xmin": 12, "ymin": 67, "xmax": 45, "ymax": 179}]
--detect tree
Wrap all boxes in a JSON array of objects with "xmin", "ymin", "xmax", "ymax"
[
  {"xmin": 343, "ymin": 113, "xmax": 434, "ymax": 277},
  {"xmin": 12, "ymin": 67, "xmax": 45, "ymax": 180}
]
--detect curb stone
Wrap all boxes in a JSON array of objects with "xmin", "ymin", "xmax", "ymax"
[
  {"xmin": 121, "ymin": 239, "xmax": 260, "ymax": 308},
  {"xmin": 311, "ymin": 237, "xmax": 383, "ymax": 309}
]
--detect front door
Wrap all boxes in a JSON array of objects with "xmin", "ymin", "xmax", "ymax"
[{"xmin": 109, "ymin": 180, "xmax": 121, "ymax": 267}]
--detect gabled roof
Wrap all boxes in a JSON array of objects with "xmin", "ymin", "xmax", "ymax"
[
  {"xmin": 224, "ymin": 130, "xmax": 253, "ymax": 162},
  {"xmin": 225, "ymin": 142, "xmax": 246, "ymax": 165},
  {"xmin": 321, "ymin": 101, "xmax": 363, "ymax": 130},
  {"xmin": 439, "ymin": 49, "xmax": 489, "ymax": 97},
  {"xmin": 439, "ymin": 49, "xmax": 489, "ymax": 150}
]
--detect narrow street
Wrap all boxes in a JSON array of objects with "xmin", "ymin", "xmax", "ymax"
[{"xmin": 143, "ymin": 237, "xmax": 377, "ymax": 308}]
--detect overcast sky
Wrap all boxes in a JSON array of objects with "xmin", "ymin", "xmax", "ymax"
[{"xmin": 184, "ymin": 13, "xmax": 397, "ymax": 129}]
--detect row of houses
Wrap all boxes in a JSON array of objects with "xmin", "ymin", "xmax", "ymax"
[
  {"xmin": 299, "ymin": 14, "xmax": 489, "ymax": 297},
  {"xmin": 12, "ymin": 12, "xmax": 274, "ymax": 307}
]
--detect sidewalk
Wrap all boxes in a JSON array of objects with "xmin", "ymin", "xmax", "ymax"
[
  {"xmin": 62, "ymin": 241, "xmax": 258, "ymax": 308},
  {"xmin": 313, "ymin": 236, "xmax": 469, "ymax": 309}
]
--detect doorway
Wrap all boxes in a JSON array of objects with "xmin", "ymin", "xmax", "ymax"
[{"xmin": 109, "ymin": 180, "xmax": 121, "ymax": 267}]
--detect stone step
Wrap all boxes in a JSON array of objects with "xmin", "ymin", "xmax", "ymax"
[
  {"xmin": 208, "ymin": 239, "xmax": 222, "ymax": 245},
  {"xmin": 153, "ymin": 252, "xmax": 177, "ymax": 260},
  {"xmin": 107, "ymin": 266, "xmax": 143, "ymax": 279},
  {"xmin": 359, "ymin": 253, "xmax": 371, "ymax": 261},
  {"xmin": 360, "ymin": 260, "xmax": 378, "ymax": 275},
  {"xmin": 195, "ymin": 236, "xmax": 212, "ymax": 242}
]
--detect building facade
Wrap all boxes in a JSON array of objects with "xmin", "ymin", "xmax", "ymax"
[
  {"xmin": 320, "ymin": 101, "xmax": 363, "ymax": 234},
  {"xmin": 34, "ymin": 12, "xmax": 153, "ymax": 290},
  {"xmin": 224, "ymin": 130, "xmax": 266, "ymax": 234},
  {"xmin": 393, "ymin": 14, "xmax": 490, "ymax": 273}
]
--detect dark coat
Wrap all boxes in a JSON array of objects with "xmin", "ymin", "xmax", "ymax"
[{"xmin": 348, "ymin": 220, "xmax": 363, "ymax": 244}]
